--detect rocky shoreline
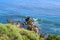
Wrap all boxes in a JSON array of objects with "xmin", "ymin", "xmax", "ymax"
[{"xmin": 0, "ymin": 17, "xmax": 60, "ymax": 40}]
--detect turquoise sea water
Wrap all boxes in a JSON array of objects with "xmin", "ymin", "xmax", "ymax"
[{"xmin": 0, "ymin": 0, "xmax": 60, "ymax": 35}]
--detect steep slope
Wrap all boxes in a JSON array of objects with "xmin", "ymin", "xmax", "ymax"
[{"xmin": 0, "ymin": 24, "xmax": 43, "ymax": 40}]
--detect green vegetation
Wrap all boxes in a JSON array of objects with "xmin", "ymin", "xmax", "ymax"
[
  {"xmin": 0, "ymin": 24, "xmax": 43, "ymax": 40},
  {"xmin": 46, "ymin": 34, "xmax": 60, "ymax": 40},
  {"xmin": 0, "ymin": 24, "xmax": 60, "ymax": 40},
  {"xmin": 7, "ymin": 19, "xmax": 12, "ymax": 24}
]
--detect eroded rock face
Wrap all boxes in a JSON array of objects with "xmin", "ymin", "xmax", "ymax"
[{"xmin": 25, "ymin": 17, "xmax": 33, "ymax": 25}]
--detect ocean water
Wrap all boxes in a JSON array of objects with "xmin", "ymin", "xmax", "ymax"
[{"xmin": 0, "ymin": 0, "xmax": 60, "ymax": 35}]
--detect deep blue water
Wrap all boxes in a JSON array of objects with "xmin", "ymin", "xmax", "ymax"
[{"xmin": 0, "ymin": 0, "xmax": 60, "ymax": 35}]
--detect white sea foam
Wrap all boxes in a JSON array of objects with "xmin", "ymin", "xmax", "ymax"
[{"xmin": 33, "ymin": 18, "xmax": 40, "ymax": 26}]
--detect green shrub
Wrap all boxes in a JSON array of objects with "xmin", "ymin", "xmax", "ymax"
[
  {"xmin": 46, "ymin": 34, "xmax": 60, "ymax": 40},
  {"xmin": 0, "ymin": 24, "xmax": 41, "ymax": 40},
  {"xmin": 56, "ymin": 36, "xmax": 60, "ymax": 40}
]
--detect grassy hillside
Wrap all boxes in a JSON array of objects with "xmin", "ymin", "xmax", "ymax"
[
  {"xmin": 0, "ymin": 24, "xmax": 60, "ymax": 40},
  {"xmin": 0, "ymin": 24, "xmax": 44, "ymax": 40}
]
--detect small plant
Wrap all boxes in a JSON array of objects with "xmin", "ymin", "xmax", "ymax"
[{"xmin": 7, "ymin": 19, "xmax": 12, "ymax": 24}]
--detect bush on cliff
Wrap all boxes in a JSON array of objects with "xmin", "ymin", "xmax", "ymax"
[
  {"xmin": 0, "ymin": 24, "xmax": 42, "ymax": 40},
  {"xmin": 46, "ymin": 34, "xmax": 60, "ymax": 40}
]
